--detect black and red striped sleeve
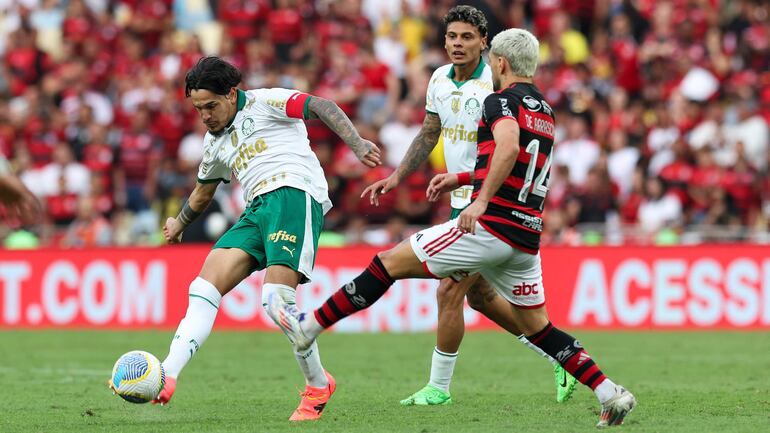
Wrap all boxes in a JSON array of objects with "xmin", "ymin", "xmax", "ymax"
[{"xmin": 482, "ymin": 93, "xmax": 518, "ymax": 132}]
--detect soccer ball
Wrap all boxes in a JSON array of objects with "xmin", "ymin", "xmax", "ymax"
[{"xmin": 109, "ymin": 351, "xmax": 165, "ymax": 404}]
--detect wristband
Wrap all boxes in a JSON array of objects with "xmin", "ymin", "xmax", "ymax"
[{"xmin": 456, "ymin": 172, "xmax": 472, "ymax": 186}]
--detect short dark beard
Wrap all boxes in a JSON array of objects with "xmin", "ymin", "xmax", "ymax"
[
  {"xmin": 492, "ymin": 76, "xmax": 501, "ymax": 91},
  {"xmin": 210, "ymin": 126, "xmax": 226, "ymax": 137}
]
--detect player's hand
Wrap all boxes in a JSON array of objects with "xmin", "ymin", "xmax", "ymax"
[
  {"xmin": 163, "ymin": 217, "xmax": 184, "ymax": 244},
  {"xmin": 457, "ymin": 200, "xmax": 487, "ymax": 235},
  {"xmin": 353, "ymin": 139, "xmax": 382, "ymax": 167},
  {"xmin": 361, "ymin": 174, "xmax": 398, "ymax": 206},
  {"xmin": 426, "ymin": 173, "xmax": 460, "ymax": 202}
]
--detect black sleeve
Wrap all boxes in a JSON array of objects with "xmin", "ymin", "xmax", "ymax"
[{"xmin": 482, "ymin": 92, "xmax": 519, "ymax": 129}]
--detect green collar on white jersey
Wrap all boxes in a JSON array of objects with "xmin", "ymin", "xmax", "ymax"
[
  {"xmin": 447, "ymin": 58, "xmax": 486, "ymax": 88},
  {"xmin": 225, "ymin": 89, "xmax": 247, "ymax": 128}
]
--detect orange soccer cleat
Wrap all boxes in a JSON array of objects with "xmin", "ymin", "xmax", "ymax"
[
  {"xmin": 289, "ymin": 371, "xmax": 336, "ymax": 421},
  {"xmin": 151, "ymin": 376, "xmax": 177, "ymax": 405}
]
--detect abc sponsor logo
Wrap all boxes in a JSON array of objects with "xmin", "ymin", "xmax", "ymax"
[{"xmin": 512, "ymin": 282, "xmax": 539, "ymax": 296}]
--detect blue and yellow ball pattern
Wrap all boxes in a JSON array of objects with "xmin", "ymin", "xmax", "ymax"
[{"xmin": 110, "ymin": 351, "xmax": 165, "ymax": 404}]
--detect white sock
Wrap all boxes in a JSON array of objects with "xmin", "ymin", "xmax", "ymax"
[
  {"xmin": 594, "ymin": 378, "xmax": 618, "ymax": 404},
  {"xmin": 428, "ymin": 347, "xmax": 458, "ymax": 393},
  {"xmin": 294, "ymin": 341, "xmax": 328, "ymax": 388},
  {"xmin": 162, "ymin": 277, "xmax": 222, "ymax": 378},
  {"xmin": 301, "ymin": 311, "xmax": 324, "ymax": 340},
  {"xmin": 262, "ymin": 283, "xmax": 328, "ymax": 388},
  {"xmin": 517, "ymin": 334, "xmax": 558, "ymax": 365}
]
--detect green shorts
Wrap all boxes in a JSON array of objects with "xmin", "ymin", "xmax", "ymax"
[
  {"xmin": 214, "ymin": 187, "xmax": 323, "ymax": 283},
  {"xmin": 449, "ymin": 206, "xmax": 467, "ymax": 219}
]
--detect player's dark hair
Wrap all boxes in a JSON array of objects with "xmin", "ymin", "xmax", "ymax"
[
  {"xmin": 444, "ymin": 5, "xmax": 488, "ymax": 38},
  {"xmin": 184, "ymin": 56, "xmax": 242, "ymax": 97}
]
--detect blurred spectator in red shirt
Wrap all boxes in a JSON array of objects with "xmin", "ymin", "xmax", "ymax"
[
  {"xmin": 720, "ymin": 148, "xmax": 760, "ymax": 223},
  {"xmin": 659, "ymin": 139, "xmax": 694, "ymax": 207},
  {"xmin": 609, "ymin": 13, "xmax": 643, "ymax": 95},
  {"xmin": 619, "ymin": 167, "xmax": 646, "ymax": 224},
  {"xmin": 314, "ymin": 43, "xmax": 365, "ymax": 118},
  {"xmin": 268, "ymin": 0, "xmax": 303, "ymax": 64},
  {"xmin": 219, "ymin": 0, "xmax": 269, "ymax": 54},
  {"xmin": 81, "ymin": 124, "xmax": 115, "ymax": 192},
  {"xmin": 62, "ymin": 0, "xmax": 93, "ymax": 47},
  {"xmin": 395, "ymin": 165, "xmax": 433, "ymax": 225},
  {"xmin": 5, "ymin": 27, "xmax": 53, "ymax": 96},
  {"xmin": 123, "ymin": 0, "xmax": 172, "ymax": 48},
  {"xmin": 114, "ymin": 106, "xmax": 161, "ymax": 212},
  {"xmin": 152, "ymin": 94, "xmax": 187, "ymax": 158},
  {"xmin": 358, "ymin": 46, "xmax": 399, "ymax": 126}
]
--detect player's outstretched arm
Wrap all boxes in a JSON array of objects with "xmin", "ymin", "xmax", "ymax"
[
  {"xmin": 457, "ymin": 119, "xmax": 519, "ymax": 234},
  {"xmin": 306, "ymin": 96, "xmax": 381, "ymax": 167},
  {"xmin": 163, "ymin": 181, "xmax": 218, "ymax": 243},
  {"xmin": 393, "ymin": 112, "xmax": 442, "ymax": 182},
  {"xmin": 361, "ymin": 112, "xmax": 442, "ymax": 205}
]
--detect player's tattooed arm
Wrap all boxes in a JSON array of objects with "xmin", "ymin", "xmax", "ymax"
[
  {"xmin": 165, "ymin": 181, "xmax": 217, "ymax": 243},
  {"xmin": 177, "ymin": 182, "xmax": 217, "ymax": 228},
  {"xmin": 177, "ymin": 202, "xmax": 201, "ymax": 227},
  {"xmin": 306, "ymin": 96, "xmax": 381, "ymax": 167},
  {"xmin": 393, "ymin": 112, "xmax": 441, "ymax": 181}
]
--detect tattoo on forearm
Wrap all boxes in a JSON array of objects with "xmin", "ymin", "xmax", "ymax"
[
  {"xmin": 395, "ymin": 113, "xmax": 442, "ymax": 181},
  {"xmin": 177, "ymin": 201, "xmax": 202, "ymax": 227},
  {"xmin": 309, "ymin": 97, "xmax": 370, "ymax": 158}
]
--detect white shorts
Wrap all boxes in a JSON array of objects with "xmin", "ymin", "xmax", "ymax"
[{"xmin": 409, "ymin": 218, "xmax": 545, "ymax": 308}]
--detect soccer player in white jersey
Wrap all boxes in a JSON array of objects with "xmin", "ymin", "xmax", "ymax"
[
  {"xmin": 271, "ymin": 27, "xmax": 637, "ymax": 428},
  {"xmin": 152, "ymin": 57, "xmax": 381, "ymax": 421},
  {"xmin": 362, "ymin": 6, "xmax": 575, "ymax": 406}
]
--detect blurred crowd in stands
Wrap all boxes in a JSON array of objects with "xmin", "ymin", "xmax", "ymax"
[{"xmin": 0, "ymin": 0, "xmax": 768, "ymax": 248}]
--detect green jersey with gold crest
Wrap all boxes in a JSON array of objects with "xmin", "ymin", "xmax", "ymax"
[
  {"xmin": 425, "ymin": 60, "xmax": 493, "ymax": 209},
  {"xmin": 196, "ymin": 88, "xmax": 332, "ymax": 214}
]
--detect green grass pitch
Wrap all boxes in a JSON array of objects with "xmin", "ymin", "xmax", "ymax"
[{"xmin": 1, "ymin": 330, "xmax": 768, "ymax": 432}]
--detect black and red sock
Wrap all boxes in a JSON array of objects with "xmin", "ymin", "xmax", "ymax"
[
  {"xmin": 528, "ymin": 322, "xmax": 606, "ymax": 389},
  {"xmin": 314, "ymin": 256, "xmax": 394, "ymax": 328}
]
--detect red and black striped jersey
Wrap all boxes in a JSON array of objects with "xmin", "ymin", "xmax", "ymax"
[{"xmin": 472, "ymin": 83, "xmax": 555, "ymax": 253}]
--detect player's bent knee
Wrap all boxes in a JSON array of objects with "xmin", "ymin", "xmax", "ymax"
[
  {"xmin": 376, "ymin": 248, "xmax": 399, "ymax": 270},
  {"xmin": 436, "ymin": 279, "xmax": 464, "ymax": 304},
  {"xmin": 376, "ymin": 240, "xmax": 422, "ymax": 279}
]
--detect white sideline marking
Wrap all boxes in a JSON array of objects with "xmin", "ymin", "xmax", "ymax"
[{"xmin": 0, "ymin": 365, "xmax": 108, "ymax": 376}]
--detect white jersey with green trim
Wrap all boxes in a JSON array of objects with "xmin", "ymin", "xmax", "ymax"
[
  {"xmin": 196, "ymin": 88, "xmax": 332, "ymax": 214},
  {"xmin": 425, "ymin": 60, "xmax": 493, "ymax": 209}
]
